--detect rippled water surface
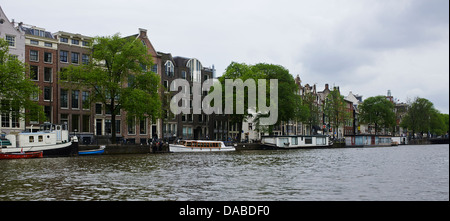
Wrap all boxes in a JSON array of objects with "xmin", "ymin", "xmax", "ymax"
[{"xmin": 0, "ymin": 144, "xmax": 448, "ymax": 201}]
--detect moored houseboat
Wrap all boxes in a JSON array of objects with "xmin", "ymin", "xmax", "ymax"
[
  {"xmin": 345, "ymin": 135, "xmax": 393, "ymax": 147},
  {"xmin": 169, "ymin": 140, "xmax": 236, "ymax": 152},
  {"xmin": 0, "ymin": 123, "xmax": 78, "ymax": 157},
  {"xmin": 260, "ymin": 135, "xmax": 330, "ymax": 149}
]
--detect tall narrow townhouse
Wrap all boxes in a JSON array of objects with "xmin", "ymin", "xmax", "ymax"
[
  {"xmin": 120, "ymin": 28, "xmax": 162, "ymax": 144},
  {"xmin": 17, "ymin": 23, "xmax": 58, "ymax": 131},
  {"xmin": 53, "ymin": 31, "xmax": 93, "ymax": 143},
  {"xmin": 0, "ymin": 6, "xmax": 26, "ymax": 134}
]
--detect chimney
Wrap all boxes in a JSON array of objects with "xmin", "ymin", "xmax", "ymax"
[
  {"xmin": 325, "ymin": 84, "xmax": 329, "ymax": 91},
  {"xmin": 139, "ymin": 28, "xmax": 147, "ymax": 38},
  {"xmin": 295, "ymin": 75, "xmax": 301, "ymax": 86}
]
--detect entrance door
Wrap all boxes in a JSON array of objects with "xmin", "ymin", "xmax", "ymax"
[{"xmin": 96, "ymin": 119, "xmax": 102, "ymax": 135}]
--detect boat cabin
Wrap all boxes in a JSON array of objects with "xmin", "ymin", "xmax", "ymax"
[
  {"xmin": 180, "ymin": 140, "xmax": 225, "ymax": 148},
  {"xmin": 5, "ymin": 123, "xmax": 70, "ymax": 148}
]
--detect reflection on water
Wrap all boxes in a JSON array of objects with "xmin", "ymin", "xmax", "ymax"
[{"xmin": 0, "ymin": 144, "xmax": 448, "ymax": 201}]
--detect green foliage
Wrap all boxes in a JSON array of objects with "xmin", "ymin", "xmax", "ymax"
[
  {"xmin": 219, "ymin": 62, "xmax": 309, "ymax": 138},
  {"xmin": 359, "ymin": 95, "xmax": 396, "ymax": 135},
  {"xmin": 0, "ymin": 38, "xmax": 45, "ymax": 122},
  {"xmin": 323, "ymin": 89, "xmax": 352, "ymax": 137},
  {"xmin": 401, "ymin": 97, "xmax": 447, "ymax": 136},
  {"xmin": 302, "ymin": 92, "xmax": 320, "ymax": 134},
  {"xmin": 64, "ymin": 34, "xmax": 161, "ymax": 143}
]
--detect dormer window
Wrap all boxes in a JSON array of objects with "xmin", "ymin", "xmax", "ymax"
[
  {"xmin": 186, "ymin": 58, "xmax": 202, "ymax": 82},
  {"xmin": 164, "ymin": 60, "xmax": 174, "ymax": 77}
]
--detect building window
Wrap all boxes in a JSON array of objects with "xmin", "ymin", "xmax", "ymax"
[
  {"xmin": 60, "ymin": 89, "xmax": 68, "ymax": 108},
  {"xmin": 82, "ymin": 115, "xmax": 90, "ymax": 132},
  {"xmin": 44, "ymin": 67, "xmax": 52, "ymax": 82},
  {"xmin": 128, "ymin": 117, "xmax": 136, "ymax": 135},
  {"xmin": 44, "ymin": 106, "xmax": 51, "ymax": 122},
  {"xmin": 60, "ymin": 37, "xmax": 68, "ymax": 43},
  {"xmin": 82, "ymin": 91, "xmax": 90, "ymax": 109},
  {"xmin": 5, "ymin": 35, "xmax": 15, "ymax": 47},
  {"xmin": 151, "ymin": 64, "xmax": 157, "ymax": 74},
  {"xmin": 60, "ymin": 51, "xmax": 68, "ymax": 62},
  {"xmin": 164, "ymin": 61, "xmax": 174, "ymax": 77},
  {"xmin": 72, "ymin": 114, "xmax": 79, "ymax": 132},
  {"xmin": 44, "ymin": 42, "xmax": 52, "ymax": 47},
  {"xmin": 140, "ymin": 119, "xmax": 147, "ymax": 135},
  {"xmin": 1, "ymin": 109, "xmax": 10, "ymax": 127},
  {"xmin": 71, "ymin": 39, "xmax": 79, "ymax": 45},
  {"xmin": 30, "ymin": 50, "xmax": 38, "ymax": 62},
  {"xmin": 30, "ymin": 40, "xmax": 39, "ymax": 45},
  {"xmin": 82, "ymin": 41, "xmax": 89, "ymax": 46},
  {"xmin": 82, "ymin": 54, "xmax": 89, "ymax": 65},
  {"xmin": 11, "ymin": 107, "xmax": 19, "ymax": 128},
  {"xmin": 72, "ymin": 90, "xmax": 79, "ymax": 109},
  {"xmin": 44, "ymin": 52, "xmax": 52, "ymax": 63},
  {"xmin": 60, "ymin": 114, "xmax": 68, "ymax": 126},
  {"xmin": 30, "ymin": 65, "xmax": 38, "ymax": 81},
  {"xmin": 71, "ymin": 52, "xmax": 79, "ymax": 64},
  {"xmin": 44, "ymin": 87, "xmax": 52, "ymax": 101},
  {"xmin": 95, "ymin": 103, "xmax": 102, "ymax": 115}
]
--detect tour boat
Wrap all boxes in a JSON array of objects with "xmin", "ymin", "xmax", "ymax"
[
  {"xmin": 169, "ymin": 140, "xmax": 236, "ymax": 152},
  {"xmin": 0, "ymin": 151, "xmax": 43, "ymax": 160},
  {"xmin": 260, "ymin": 135, "xmax": 331, "ymax": 149},
  {"xmin": 0, "ymin": 123, "xmax": 78, "ymax": 157}
]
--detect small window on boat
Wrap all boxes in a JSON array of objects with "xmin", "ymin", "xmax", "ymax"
[
  {"xmin": 29, "ymin": 136, "xmax": 34, "ymax": 143},
  {"xmin": 186, "ymin": 142, "xmax": 191, "ymax": 147},
  {"xmin": 38, "ymin": 135, "xmax": 43, "ymax": 142},
  {"xmin": 305, "ymin": 137, "xmax": 312, "ymax": 144},
  {"xmin": 215, "ymin": 143, "xmax": 219, "ymax": 147}
]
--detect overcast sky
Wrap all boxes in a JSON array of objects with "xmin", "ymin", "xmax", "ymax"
[{"xmin": 2, "ymin": 0, "xmax": 449, "ymax": 113}]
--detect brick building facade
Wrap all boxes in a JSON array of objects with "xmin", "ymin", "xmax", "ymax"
[{"xmin": 18, "ymin": 24, "xmax": 59, "ymax": 130}]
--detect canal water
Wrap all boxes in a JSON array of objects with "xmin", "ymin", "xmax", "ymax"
[{"xmin": 0, "ymin": 144, "xmax": 448, "ymax": 201}]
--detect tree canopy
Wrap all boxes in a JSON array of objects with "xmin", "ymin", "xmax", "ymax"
[
  {"xmin": 219, "ymin": 62, "xmax": 309, "ymax": 139},
  {"xmin": 64, "ymin": 34, "xmax": 161, "ymax": 143},
  {"xmin": 323, "ymin": 88, "xmax": 352, "ymax": 138},
  {"xmin": 359, "ymin": 95, "xmax": 396, "ymax": 135},
  {"xmin": 0, "ymin": 38, "xmax": 44, "ymax": 122},
  {"xmin": 401, "ymin": 97, "xmax": 447, "ymax": 137}
]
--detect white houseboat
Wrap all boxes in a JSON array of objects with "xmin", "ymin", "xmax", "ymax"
[
  {"xmin": 0, "ymin": 123, "xmax": 78, "ymax": 157},
  {"xmin": 345, "ymin": 135, "xmax": 393, "ymax": 147},
  {"xmin": 261, "ymin": 135, "xmax": 330, "ymax": 149},
  {"xmin": 169, "ymin": 140, "xmax": 236, "ymax": 152}
]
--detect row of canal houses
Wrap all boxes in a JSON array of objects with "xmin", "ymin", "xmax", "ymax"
[{"xmin": 1, "ymin": 6, "xmax": 408, "ymax": 145}]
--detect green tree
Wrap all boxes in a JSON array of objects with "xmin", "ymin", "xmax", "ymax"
[
  {"xmin": 218, "ymin": 62, "xmax": 257, "ymax": 141},
  {"xmin": 0, "ymin": 39, "xmax": 44, "ymax": 123},
  {"xmin": 323, "ymin": 88, "xmax": 351, "ymax": 138},
  {"xmin": 302, "ymin": 92, "xmax": 320, "ymax": 134},
  {"xmin": 359, "ymin": 95, "xmax": 395, "ymax": 135},
  {"xmin": 401, "ymin": 97, "xmax": 446, "ymax": 138},
  {"xmin": 219, "ymin": 62, "xmax": 309, "ymax": 140},
  {"xmin": 251, "ymin": 63, "xmax": 309, "ymax": 126},
  {"xmin": 64, "ymin": 34, "xmax": 161, "ymax": 143}
]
